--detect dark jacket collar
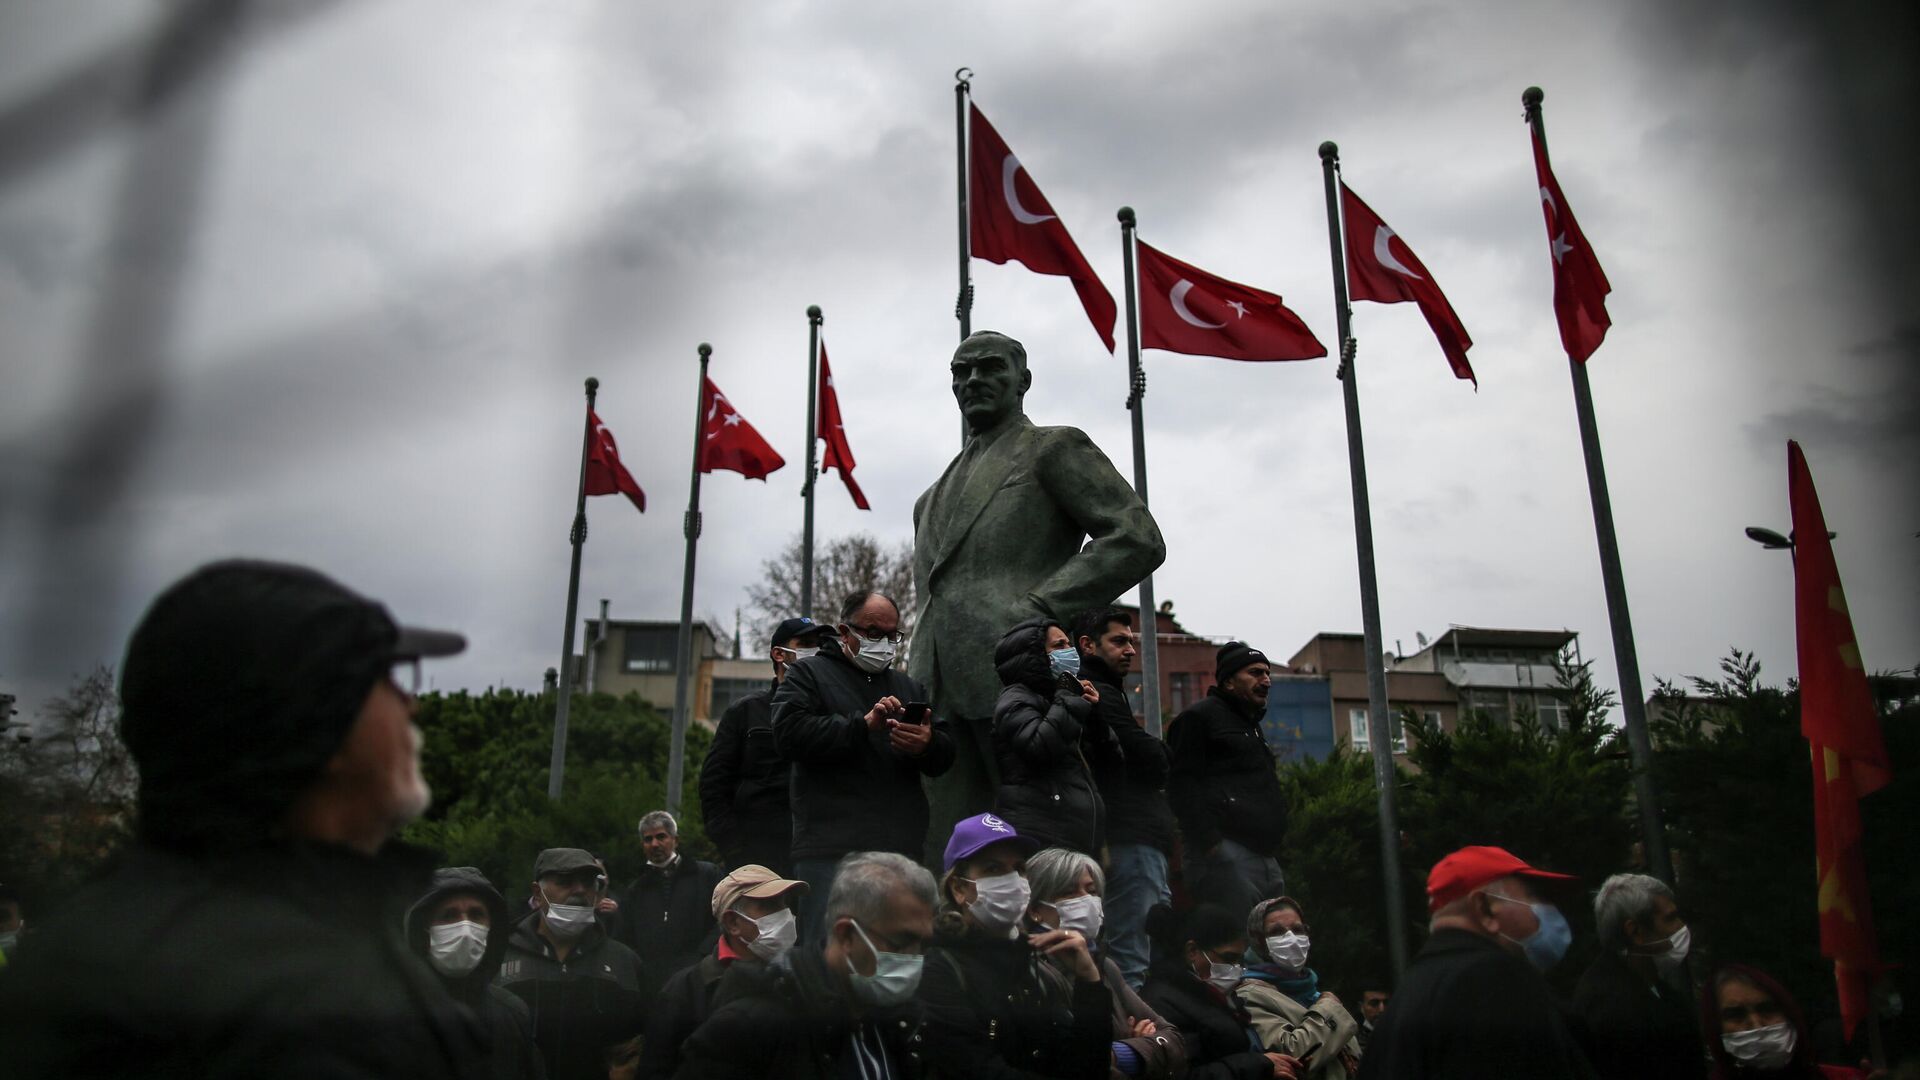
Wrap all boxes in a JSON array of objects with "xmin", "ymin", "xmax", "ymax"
[
  {"xmin": 1080, "ymin": 653, "xmax": 1125, "ymax": 689},
  {"xmin": 1208, "ymin": 685, "xmax": 1263, "ymax": 721}
]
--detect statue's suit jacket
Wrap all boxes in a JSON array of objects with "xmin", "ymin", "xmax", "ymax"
[{"xmin": 910, "ymin": 416, "xmax": 1165, "ymax": 724}]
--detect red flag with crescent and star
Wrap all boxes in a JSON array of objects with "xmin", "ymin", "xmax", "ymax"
[
  {"xmin": 583, "ymin": 409, "xmax": 646, "ymax": 513},
  {"xmin": 1134, "ymin": 239, "xmax": 1326, "ymax": 362},
  {"xmin": 1340, "ymin": 181, "xmax": 1476, "ymax": 385},
  {"xmin": 1790, "ymin": 439, "xmax": 1890, "ymax": 1040},
  {"xmin": 816, "ymin": 342, "xmax": 869, "ymax": 510},
  {"xmin": 1532, "ymin": 129, "xmax": 1612, "ymax": 363},
  {"xmin": 699, "ymin": 376, "xmax": 785, "ymax": 481},
  {"xmin": 968, "ymin": 103, "xmax": 1117, "ymax": 352}
]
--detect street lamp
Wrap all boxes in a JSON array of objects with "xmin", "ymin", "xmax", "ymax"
[{"xmin": 1744, "ymin": 526, "xmax": 1834, "ymax": 550}]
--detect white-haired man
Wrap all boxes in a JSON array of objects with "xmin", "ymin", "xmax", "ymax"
[
  {"xmin": 1571, "ymin": 872, "xmax": 1703, "ymax": 1080},
  {"xmin": 613, "ymin": 810, "xmax": 722, "ymax": 1001},
  {"xmin": 1357, "ymin": 846, "xmax": 1594, "ymax": 1080}
]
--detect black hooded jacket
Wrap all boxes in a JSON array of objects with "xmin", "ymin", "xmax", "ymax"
[
  {"xmin": 0, "ymin": 839, "xmax": 492, "ymax": 1080},
  {"xmin": 1079, "ymin": 652, "xmax": 1177, "ymax": 853},
  {"xmin": 404, "ymin": 867, "xmax": 548, "ymax": 1080},
  {"xmin": 771, "ymin": 639, "xmax": 956, "ymax": 862},
  {"xmin": 990, "ymin": 617, "xmax": 1111, "ymax": 855},
  {"xmin": 1166, "ymin": 687, "xmax": 1288, "ymax": 856}
]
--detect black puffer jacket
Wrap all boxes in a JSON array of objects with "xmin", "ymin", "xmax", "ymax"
[
  {"xmin": 1080, "ymin": 653, "xmax": 1177, "ymax": 853},
  {"xmin": 0, "ymin": 840, "xmax": 491, "ymax": 1080},
  {"xmin": 771, "ymin": 641, "xmax": 956, "ymax": 861},
  {"xmin": 697, "ymin": 684, "xmax": 792, "ymax": 870},
  {"xmin": 917, "ymin": 921, "xmax": 1113, "ymax": 1079},
  {"xmin": 404, "ymin": 866, "xmax": 548, "ymax": 1080},
  {"xmin": 1166, "ymin": 687, "xmax": 1287, "ymax": 856},
  {"xmin": 990, "ymin": 618, "xmax": 1110, "ymax": 855},
  {"xmin": 1139, "ymin": 959, "xmax": 1275, "ymax": 1080},
  {"xmin": 674, "ymin": 946, "xmax": 923, "ymax": 1079}
]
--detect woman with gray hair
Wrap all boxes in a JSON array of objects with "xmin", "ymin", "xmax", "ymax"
[
  {"xmin": 1025, "ymin": 848, "xmax": 1188, "ymax": 1078},
  {"xmin": 1570, "ymin": 872, "xmax": 1703, "ymax": 1080}
]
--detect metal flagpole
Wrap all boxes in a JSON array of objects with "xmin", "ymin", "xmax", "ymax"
[
  {"xmin": 667, "ymin": 343, "xmax": 712, "ymax": 812},
  {"xmin": 954, "ymin": 69, "xmax": 973, "ymax": 342},
  {"xmin": 1523, "ymin": 87, "xmax": 1674, "ymax": 885},
  {"xmin": 801, "ymin": 306, "xmax": 822, "ymax": 620},
  {"xmin": 547, "ymin": 376, "xmax": 599, "ymax": 800},
  {"xmin": 1116, "ymin": 207, "xmax": 1165, "ymax": 738},
  {"xmin": 1319, "ymin": 142, "xmax": 1411, "ymax": 980}
]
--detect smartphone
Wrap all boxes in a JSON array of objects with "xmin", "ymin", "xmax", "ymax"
[{"xmin": 902, "ymin": 701, "xmax": 931, "ymax": 725}]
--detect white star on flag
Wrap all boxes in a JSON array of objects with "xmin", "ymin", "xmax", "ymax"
[
  {"xmin": 1551, "ymin": 232, "xmax": 1573, "ymax": 264},
  {"xmin": 1225, "ymin": 299, "xmax": 1248, "ymax": 319}
]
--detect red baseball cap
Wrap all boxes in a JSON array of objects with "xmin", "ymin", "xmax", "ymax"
[{"xmin": 1425, "ymin": 846, "xmax": 1576, "ymax": 912}]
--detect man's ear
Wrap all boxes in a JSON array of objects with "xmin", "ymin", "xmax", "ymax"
[{"xmin": 1018, "ymin": 368, "xmax": 1033, "ymax": 395}]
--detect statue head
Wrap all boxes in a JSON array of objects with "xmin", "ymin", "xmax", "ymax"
[{"xmin": 950, "ymin": 331, "xmax": 1031, "ymax": 435}]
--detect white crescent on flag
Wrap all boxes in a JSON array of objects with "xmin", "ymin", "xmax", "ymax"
[
  {"xmin": 1169, "ymin": 280, "xmax": 1226, "ymax": 329},
  {"xmin": 1373, "ymin": 225, "xmax": 1423, "ymax": 280},
  {"xmin": 1001, "ymin": 154, "xmax": 1055, "ymax": 225}
]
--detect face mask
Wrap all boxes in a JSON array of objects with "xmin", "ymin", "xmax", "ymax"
[
  {"xmin": 1205, "ymin": 959, "xmax": 1245, "ymax": 990},
  {"xmin": 849, "ymin": 636, "xmax": 897, "ymax": 673},
  {"xmin": 846, "ymin": 920, "xmax": 924, "ymax": 1007},
  {"xmin": 0, "ymin": 929, "xmax": 17, "ymax": 954},
  {"xmin": 539, "ymin": 887, "xmax": 597, "ymax": 942},
  {"xmin": 964, "ymin": 871, "xmax": 1032, "ymax": 935},
  {"xmin": 1048, "ymin": 895, "xmax": 1103, "ymax": 941},
  {"xmin": 789, "ymin": 647, "xmax": 819, "ymax": 661},
  {"xmin": 1048, "ymin": 647, "xmax": 1081, "ymax": 679},
  {"xmin": 427, "ymin": 919, "xmax": 489, "ymax": 977},
  {"xmin": 1489, "ymin": 893, "xmax": 1572, "ymax": 972},
  {"xmin": 1647, "ymin": 924, "xmax": 1691, "ymax": 974},
  {"xmin": 742, "ymin": 907, "xmax": 798, "ymax": 962},
  {"xmin": 1722, "ymin": 1022, "xmax": 1796, "ymax": 1069},
  {"xmin": 1267, "ymin": 931, "xmax": 1310, "ymax": 970}
]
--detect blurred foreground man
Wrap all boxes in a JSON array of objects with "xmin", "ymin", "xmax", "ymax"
[
  {"xmin": 498, "ymin": 848, "xmax": 646, "ymax": 1080},
  {"xmin": 0, "ymin": 559, "xmax": 487, "ymax": 1079},
  {"xmin": 406, "ymin": 867, "xmax": 547, "ymax": 1080},
  {"xmin": 1357, "ymin": 845, "xmax": 1595, "ymax": 1080}
]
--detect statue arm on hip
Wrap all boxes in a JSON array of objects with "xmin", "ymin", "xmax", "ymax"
[{"xmin": 1025, "ymin": 427, "xmax": 1166, "ymax": 620}]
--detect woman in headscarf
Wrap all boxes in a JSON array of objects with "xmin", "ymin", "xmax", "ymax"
[{"xmin": 1233, "ymin": 897, "xmax": 1359, "ymax": 1079}]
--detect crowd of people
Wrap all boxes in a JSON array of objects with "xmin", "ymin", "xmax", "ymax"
[{"xmin": 0, "ymin": 560, "xmax": 1900, "ymax": 1078}]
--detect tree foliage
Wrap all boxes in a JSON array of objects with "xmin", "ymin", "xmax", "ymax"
[
  {"xmin": 401, "ymin": 687, "xmax": 716, "ymax": 897},
  {"xmin": 744, "ymin": 532, "xmax": 915, "ymax": 653},
  {"xmin": 0, "ymin": 667, "xmax": 137, "ymax": 903}
]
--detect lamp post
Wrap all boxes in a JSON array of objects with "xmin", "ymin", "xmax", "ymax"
[{"xmin": 1744, "ymin": 526, "xmax": 1835, "ymax": 551}]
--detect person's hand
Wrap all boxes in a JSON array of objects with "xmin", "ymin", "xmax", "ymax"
[
  {"xmin": 864, "ymin": 695, "xmax": 904, "ymax": 731},
  {"xmin": 1264, "ymin": 1052, "xmax": 1302, "ymax": 1079},
  {"xmin": 1079, "ymin": 679, "xmax": 1099, "ymax": 705},
  {"xmin": 1126, "ymin": 1016, "xmax": 1156, "ymax": 1038},
  {"xmin": 887, "ymin": 717, "xmax": 932, "ymax": 756},
  {"xmin": 596, "ymin": 896, "xmax": 620, "ymax": 914},
  {"xmin": 1028, "ymin": 927, "xmax": 1101, "ymax": 983}
]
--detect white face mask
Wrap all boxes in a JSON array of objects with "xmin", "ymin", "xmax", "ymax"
[
  {"xmin": 1722, "ymin": 1022, "xmax": 1796, "ymax": 1069},
  {"xmin": 1047, "ymin": 895, "xmax": 1103, "ymax": 941},
  {"xmin": 1267, "ymin": 931, "xmax": 1310, "ymax": 970},
  {"xmin": 741, "ymin": 907, "xmax": 798, "ymax": 962},
  {"xmin": 1205, "ymin": 959, "xmax": 1245, "ymax": 990},
  {"xmin": 427, "ymin": 919, "xmax": 489, "ymax": 977},
  {"xmin": 539, "ymin": 886, "xmax": 597, "ymax": 942},
  {"xmin": 1648, "ymin": 924, "xmax": 1691, "ymax": 974},
  {"xmin": 846, "ymin": 920, "xmax": 924, "ymax": 1007},
  {"xmin": 849, "ymin": 635, "xmax": 897, "ymax": 673},
  {"xmin": 964, "ymin": 871, "xmax": 1031, "ymax": 935}
]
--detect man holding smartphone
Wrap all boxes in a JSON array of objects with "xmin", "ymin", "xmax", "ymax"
[{"xmin": 772, "ymin": 590, "xmax": 957, "ymax": 942}]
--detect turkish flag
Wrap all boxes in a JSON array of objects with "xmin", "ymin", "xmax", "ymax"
[
  {"xmin": 699, "ymin": 377, "xmax": 785, "ymax": 481},
  {"xmin": 1340, "ymin": 182, "xmax": 1475, "ymax": 385},
  {"xmin": 816, "ymin": 343, "xmax": 870, "ymax": 510},
  {"xmin": 583, "ymin": 409, "xmax": 645, "ymax": 513},
  {"xmin": 968, "ymin": 103, "xmax": 1117, "ymax": 352},
  {"xmin": 1790, "ymin": 440, "xmax": 1890, "ymax": 1039},
  {"xmin": 1532, "ymin": 131, "xmax": 1612, "ymax": 363},
  {"xmin": 1135, "ymin": 239, "xmax": 1325, "ymax": 362}
]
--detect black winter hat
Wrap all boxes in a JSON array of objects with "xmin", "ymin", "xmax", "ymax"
[
  {"xmin": 119, "ymin": 559, "xmax": 464, "ymax": 852},
  {"xmin": 1214, "ymin": 641, "xmax": 1270, "ymax": 684}
]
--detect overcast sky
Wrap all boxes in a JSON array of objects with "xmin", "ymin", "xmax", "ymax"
[{"xmin": 2, "ymin": 2, "xmax": 1914, "ymax": 725}]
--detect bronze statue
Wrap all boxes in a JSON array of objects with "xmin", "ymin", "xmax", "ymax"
[{"xmin": 910, "ymin": 330, "xmax": 1166, "ymax": 854}]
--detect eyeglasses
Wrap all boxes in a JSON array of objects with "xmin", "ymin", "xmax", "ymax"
[
  {"xmin": 389, "ymin": 658, "xmax": 422, "ymax": 695},
  {"xmin": 843, "ymin": 624, "xmax": 905, "ymax": 645}
]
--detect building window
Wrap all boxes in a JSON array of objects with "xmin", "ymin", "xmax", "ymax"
[
  {"xmin": 1388, "ymin": 714, "xmax": 1409, "ymax": 754},
  {"xmin": 1424, "ymin": 709, "xmax": 1443, "ymax": 732},
  {"xmin": 1349, "ymin": 708, "xmax": 1370, "ymax": 752},
  {"xmin": 1536, "ymin": 695, "xmax": 1569, "ymax": 733},
  {"xmin": 622, "ymin": 626, "xmax": 678, "ymax": 673},
  {"xmin": 709, "ymin": 677, "xmax": 764, "ymax": 718},
  {"xmin": 1170, "ymin": 673, "xmax": 1195, "ymax": 714}
]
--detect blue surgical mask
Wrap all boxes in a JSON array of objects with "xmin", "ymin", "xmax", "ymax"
[
  {"xmin": 1487, "ymin": 892, "xmax": 1571, "ymax": 972},
  {"xmin": 1048, "ymin": 648, "xmax": 1081, "ymax": 678},
  {"xmin": 846, "ymin": 920, "xmax": 924, "ymax": 1006}
]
